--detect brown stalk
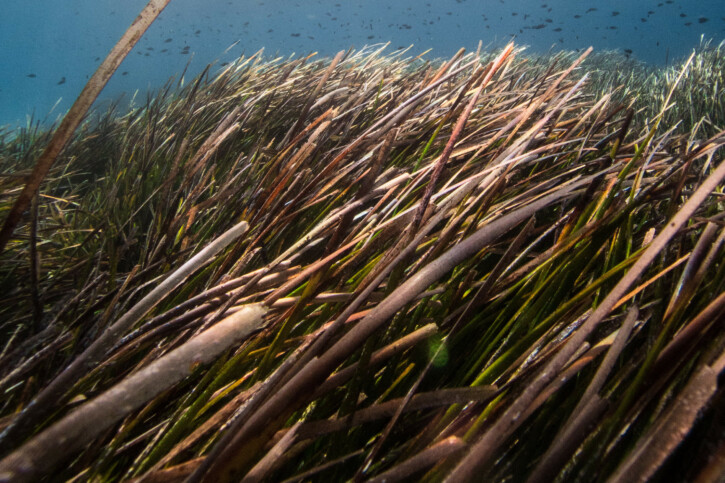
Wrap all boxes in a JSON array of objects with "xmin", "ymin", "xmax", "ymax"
[
  {"xmin": 313, "ymin": 323, "xmax": 438, "ymax": 398},
  {"xmin": 445, "ymin": 153, "xmax": 725, "ymax": 481},
  {"xmin": 0, "ymin": 0, "xmax": 172, "ymax": 254},
  {"xmin": 301, "ymin": 58, "xmax": 479, "ymax": 188},
  {"xmin": 280, "ymin": 449, "xmax": 365, "ymax": 483},
  {"xmin": 526, "ymin": 306, "xmax": 639, "ymax": 483},
  {"xmin": 274, "ymin": 387, "xmax": 497, "ymax": 444},
  {"xmin": 353, "ymin": 156, "xmax": 498, "ymax": 294},
  {"xmin": 662, "ymin": 222, "xmax": 721, "ymax": 321},
  {"xmin": 0, "ymin": 304, "xmax": 266, "ymax": 482},
  {"xmin": 520, "ymin": 343, "xmax": 609, "ymax": 422},
  {"xmin": 241, "ymin": 422, "xmax": 301, "ymax": 483},
  {"xmin": 0, "ymin": 221, "xmax": 249, "ymax": 451},
  {"xmin": 426, "ymin": 48, "xmax": 466, "ymax": 87},
  {"xmin": 28, "ymin": 193, "xmax": 42, "ymax": 331},
  {"xmin": 129, "ymin": 458, "xmax": 204, "ymax": 483},
  {"xmin": 0, "ymin": 273, "xmax": 107, "ymax": 374},
  {"xmin": 447, "ymin": 215, "xmax": 536, "ymax": 329},
  {"xmin": 411, "ymin": 44, "xmax": 516, "ymax": 232},
  {"xmin": 147, "ymin": 383, "xmax": 260, "ymax": 472},
  {"xmin": 367, "ymin": 436, "xmax": 466, "ymax": 483},
  {"xmin": 337, "ymin": 128, "xmax": 396, "ymax": 237},
  {"xmin": 503, "ymin": 47, "xmax": 593, "ymax": 148},
  {"xmin": 610, "ymin": 350, "xmax": 725, "ymax": 482},
  {"xmin": 0, "ymin": 331, "xmax": 73, "ymax": 394},
  {"xmin": 283, "ymin": 51, "xmax": 344, "ymax": 144},
  {"xmin": 653, "ymin": 290, "xmax": 725, "ymax": 377},
  {"xmin": 301, "ymin": 164, "xmax": 491, "ymax": 377},
  {"xmin": 184, "ymin": 328, "xmax": 324, "ymax": 483},
  {"xmin": 178, "ymin": 117, "xmax": 241, "ymax": 195},
  {"xmin": 200, "ymin": 172, "xmax": 594, "ymax": 481},
  {"xmin": 262, "ymin": 234, "xmax": 364, "ymax": 306}
]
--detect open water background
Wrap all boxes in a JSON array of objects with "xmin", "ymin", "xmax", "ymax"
[{"xmin": 1, "ymin": 0, "xmax": 723, "ymax": 129}]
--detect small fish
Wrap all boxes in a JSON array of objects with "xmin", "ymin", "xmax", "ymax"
[
  {"xmin": 698, "ymin": 17, "xmax": 708, "ymax": 23},
  {"xmin": 26, "ymin": 73, "xmax": 36, "ymax": 78},
  {"xmin": 57, "ymin": 77, "xmax": 66, "ymax": 85}
]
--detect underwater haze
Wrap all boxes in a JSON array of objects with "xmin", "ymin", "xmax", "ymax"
[{"xmin": 1, "ymin": 0, "xmax": 724, "ymax": 129}]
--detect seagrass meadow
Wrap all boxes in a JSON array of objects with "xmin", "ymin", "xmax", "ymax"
[{"xmin": 1, "ymin": 37, "xmax": 725, "ymax": 482}]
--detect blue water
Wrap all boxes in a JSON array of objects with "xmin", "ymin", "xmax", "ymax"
[{"xmin": 1, "ymin": 0, "xmax": 723, "ymax": 130}]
